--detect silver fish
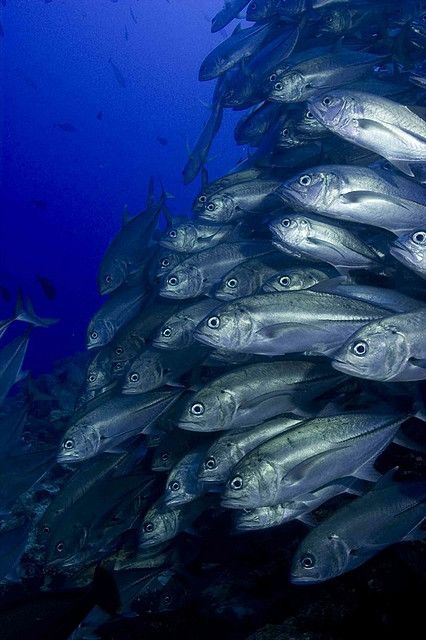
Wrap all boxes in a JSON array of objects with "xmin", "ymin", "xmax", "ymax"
[
  {"xmin": 152, "ymin": 299, "xmax": 219, "ymax": 350},
  {"xmin": 160, "ymin": 221, "xmax": 236, "ymax": 253},
  {"xmin": 262, "ymin": 267, "xmax": 331, "ymax": 292},
  {"xmin": 139, "ymin": 497, "xmax": 210, "ymax": 547},
  {"xmin": 390, "ymin": 229, "xmax": 426, "ymax": 280},
  {"xmin": 214, "ymin": 253, "xmax": 287, "ymax": 300}
]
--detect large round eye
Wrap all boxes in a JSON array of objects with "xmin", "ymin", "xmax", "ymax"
[
  {"xmin": 169, "ymin": 230, "xmax": 177, "ymax": 238},
  {"xmin": 198, "ymin": 195, "xmax": 207, "ymax": 203},
  {"xmin": 191, "ymin": 402, "xmax": 205, "ymax": 416},
  {"xmin": 281, "ymin": 128, "xmax": 289, "ymax": 137},
  {"xmin": 269, "ymin": 73, "xmax": 277, "ymax": 82},
  {"xmin": 299, "ymin": 175, "xmax": 311, "ymax": 186},
  {"xmin": 326, "ymin": 14, "xmax": 333, "ymax": 23},
  {"xmin": 207, "ymin": 203, "xmax": 216, "ymax": 212},
  {"xmin": 300, "ymin": 219, "xmax": 308, "ymax": 226},
  {"xmin": 162, "ymin": 327, "xmax": 172, "ymax": 337},
  {"xmin": 144, "ymin": 522, "xmax": 154, "ymax": 533},
  {"xmin": 90, "ymin": 331, "xmax": 98, "ymax": 340},
  {"xmin": 279, "ymin": 275, "xmax": 291, "ymax": 287},
  {"xmin": 351, "ymin": 340, "xmax": 368, "ymax": 357},
  {"xmin": 105, "ymin": 275, "xmax": 113, "ymax": 284},
  {"xmin": 322, "ymin": 96, "xmax": 332, "ymax": 106},
  {"xmin": 63, "ymin": 439, "xmax": 74, "ymax": 450},
  {"xmin": 56, "ymin": 542, "xmax": 65, "ymax": 553},
  {"xmin": 412, "ymin": 231, "xmax": 426, "ymax": 245},
  {"xmin": 207, "ymin": 316, "xmax": 220, "ymax": 329},
  {"xmin": 300, "ymin": 553, "xmax": 315, "ymax": 569},
  {"xmin": 161, "ymin": 258, "xmax": 170, "ymax": 267},
  {"xmin": 114, "ymin": 362, "xmax": 123, "ymax": 371},
  {"xmin": 205, "ymin": 456, "xmax": 217, "ymax": 470},
  {"xmin": 282, "ymin": 218, "xmax": 291, "ymax": 228},
  {"xmin": 168, "ymin": 276, "xmax": 178, "ymax": 286},
  {"xmin": 226, "ymin": 278, "xmax": 238, "ymax": 289},
  {"xmin": 88, "ymin": 373, "xmax": 96, "ymax": 383},
  {"xmin": 306, "ymin": 110, "xmax": 314, "ymax": 119},
  {"xmin": 115, "ymin": 346, "xmax": 124, "ymax": 355},
  {"xmin": 250, "ymin": 2, "xmax": 257, "ymax": 9},
  {"xmin": 161, "ymin": 452, "xmax": 169, "ymax": 461},
  {"xmin": 274, "ymin": 82, "xmax": 283, "ymax": 91},
  {"xmin": 169, "ymin": 481, "xmax": 180, "ymax": 492},
  {"xmin": 163, "ymin": 594, "xmax": 172, "ymax": 605},
  {"xmin": 230, "ymin": 476, "xmax": 243, "ymax": 491},
  {"xmin": 129, "ymin": 372, "xmax": 140, "ymax": 382},
  {"xmin": 43, "ymin": 525, "xmax": 50, "ymax": 534}
]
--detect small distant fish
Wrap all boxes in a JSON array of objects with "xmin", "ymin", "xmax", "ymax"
[
  {"xmin": 109, "ymin": 57, "xmax": 126, "ymax": 88},
  {"xmin": 31, "ymin": 199, "xmax": 47, "ymax": 210},
  {"xmin": 0, "ymin": 20, "xmax": 4, "ymax": 38},
  {"xmin": 0, "ymin": 286, "xmax": 12, "ymax": 303},
  {"xmin": 56, "ymin": 122, "xmax": 77, "ymax": 133},
  {"xmin": 156, "ymin": 136, "xmax": 168, "ymax": 146},
  {"xmin": 36, "ymin": 275, "xmax": 57, "ymax": 301},
  {"xmin": 124, "ymin": 24, "xmax": 129, "ymax": 41},
  {"xmin": 130, "ymin": 7, "xmax": 138, "ymax": 24},
  {"xmin": 96, "ymin": 110, "xmax": 103, "ymax": 120}
]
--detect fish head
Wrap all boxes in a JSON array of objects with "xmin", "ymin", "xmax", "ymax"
[
  {"xmin": 140, "ymin": 505, "xmax": 178, "ymax": 547},
  {"xmin": 221, "ymin": 457, "xmax": 279, "ymax": 509},
  {"xmin": 160, "ymin": 265, "xmax": 204, "ymax": 299},
  {"xmin": 87, "ymin": 318, "xmax": 115, "ymax": 349},
  {"xmin": 57, "ymin": 424, "xmax": 100, "ymax": 463},
  {"xmin": 153, "ymin": 318, "xmax": 189, "ymax": 349},
  {"xmin": 234, "ymin": 503, "xmax": 290, "ymax": 531},
  {"xmin": 160, "ymin": 224, "xmax": 196, "ymax": 252},
  {"xmin": 165, "ymin": 466, "xmax": 196, "ymax": 506},
  {"xmin": 309, "ymin": 92, "xmax": 359, "ymax": 132},
  {"xmin": 269, "ymin": 70, "xmax": 305, "ymax": 103},
  {"xmin": 291, "ymin": 531, "xmax": 350, "ymax": 584},
  {"xmin": 178, "ymin": 386, "xmax": 237, "ymax": 432},
  {"xmin": 246, "ymin": 0, "xmax": 278, "ymax": 22},
  {"xmin": 201, "ymin": 194, "xmax": 236, "ymax": 223},
  {"xmin": 391, "ymin": 230, "xmax": 426, "ymax": 271},
  {"xmin": 332, "ymin": 323, "xmax": 410, "ymax": 381},
  {"xmin": 215, "ymin": 267, "xmax": 251, "ymax": 301},
  {"xmin": 123, "ymin": 353, "xmax": 162, "ymax": 394},
  {"xmin": 319, "ymin": 7, "xmax": 351, "ymax": 35},
  {"xmin": 279, "ymin": 168, "xmax": 338, "ymax": 210},
  {"xmin": 98, "ymin": 259, "xmax": 127, "ymax": 295},
  {"xmin": 156, "ymin": 251, "xmax": 182, "ymax": 278},
  {"xmin": 198, "ymin": 438, "xmax": 241, "ymax": 484},
  {"xmin": 194, "ymin": 305, "xmax": 254, "ymax": 351},
  {"xmin": 270, "ymin": 213, "xmax": 312, "ymax": 250},
  {"xmin": 86, "ymin": 353, "xmax": 112, "ymax": 391}
]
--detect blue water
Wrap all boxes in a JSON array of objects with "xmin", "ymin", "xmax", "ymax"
[{"xmin": 0, "ymin": 0, "xmax": 241, "ymax": 374}]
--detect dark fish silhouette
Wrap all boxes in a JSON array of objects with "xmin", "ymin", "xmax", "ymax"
[
  {"xmin": 124, "ymin": 24, "xmax": 129, "ymax": 40},
  {"xmin": 96, "ymin": 110, "xmax": 103, "ymax": 120},
  {"xmin": 36, "ymin": 275, "xmax": 57, "ymax": 301},
  {"xmin": 0, "ymin": 286, "xmax": 11, "ymax": 303},
  {"xmin": 56, "ymin": 122, "xmax": 77, "ymax": 133},
  {"xmin": 109, "ymin": 58, "xmax": 126, "ymax": 88},
  {"xmin": 0, "ymin": 20, "xmax": 4, "ymax": 38},
  {"xmin": 31, "ymin": 199, "xmax": 47, "ymax": 210},
  {"xmin": 130, "ymin": 7, "xmax": 138, "ymax": 24}
]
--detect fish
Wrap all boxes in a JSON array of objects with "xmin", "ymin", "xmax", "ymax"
[
  {"xmin": 178, "ymin": 360, "xmax": 345, "ymax": 432},
  {"xmin": 152, "ymin": 298, "xmax": 219, "ymax": 350},
  {"xmin": 211, "ymin": 0, "xmax": 251, "ymax": 32},
  {"xmin": 159, "ymin": 241, "xmax": 273, "ymax": 299},
  {"xmin": 140, "ymin": 497, "xmax": 210, "ymax": 547},
  {"xmin": 214, "ymin": 253, "xmax": 288, "ymax": 300},
  {"xmin": 198, "ymin": 414, "xmax": 303, "ymax": 485},
  {"xmin": 159, "ymin": 220, "xmax": 237, "ymax": 253},
  {"xmin": 332, "ymin": 308, "xmax": 426, "ymax": 381},
  {"xmin": 308, "ymin": 91, "xmax": 426, "ymax": 182},
  {"xmin": 262, "ymin": 267, "xmax": 332, "ymax": 292},
  {"xmin": 151, "ymin": 429, "xmax": 203, "ymax": 474},
  {"xmin": 194, "ymin": 290, "xmax": 391, "ymax": 357},
  {"xmin": 192, "ymin": 167, "xmax": 265, "ymax": 213},
  {"xmin": 0, "ymin": 566, "xmax": 120, "ymax": 640},
  {"xmin": 56, "ymin": 122, "xmax": 77, "ymax": 133},
  {"xmin": 164, "ymin": 443, "xmax": 214, "ymax": 506},
  {"xmin": 221, "ymin": 412, "xmax": 405, "ymax": 508},
  {"xmin": 36, "ymin": 274, "xmax": 56, "ymax": 301},
  {"xmin": 291, "ymin": 473, "xmax": 426, "ymax": 583},
  {"xmin": 129, "ymin": 6, "xmax": 137, "ymax": 24},
  {"xmin": 390, "ymin": 229, "xmax": 426, "ymax": 279},
  {"xmin": 87, "ymin": 285, "xmax": 146, "ymax": 349},
  {"xmin": 0, "ymin": 333, "xmax": 30, "ymax": 406},
  {"xmin": 234, "ymin": 102, "xmax": 284, "ymax": 146},
  {"xmin": 270, "ymin": 213, "xmax": 383, "ymax": 271},
  {"xmin": 58, "ymin": 390, "xmax": 180, "ymax": 462},
  {"xmin": 31, "ymin": 199, "xmax": 47, "ymax": 209},
  {"xmin": 275, "ymin": 164, "xmax": 426, "ymax": 234},
  {"xmin": 183, "ymin": 100, "xmax": 223, "ymax": 185},
  {"xmin": 109, "ymin": 57, "xmax": 126, "ymax": 88}
]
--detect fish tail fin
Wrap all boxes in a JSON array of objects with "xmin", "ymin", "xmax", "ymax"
[
  {"xmin": 92, "ymin": 566, "xmax": 121, "ymax": 615},
  {"xmin": 17, "ymin": 295, "xmax": 58, "ymax": 328}
]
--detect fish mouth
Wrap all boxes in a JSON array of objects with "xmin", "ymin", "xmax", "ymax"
[
  {"xmin": 151, "ymin": 338, "xmax": 168, "ymax": 349},
  {"xmin": 290, "ymin": 574, "xmax": 320, "ymax": 585},
  {"xmin": 121, "ymin": 385, "xmax": 143, "ymax": 395},
  {"xmin": 178, "ymin": 420, "xmax": 210, "ymax": 432},
  {"xmin": 390, "ymin": 241, "xmax": 412, "ymax": 261},
  {"xmin": 159, "ymin": 290, "xmax": 181, "ymax": 299},
  {"xmin": 193, "ymin": 330, "xmax": 220, "ymax": 346},
  {"xmin": 221, "ymin": 497, "xmax": 248, "ymax": 509},
  {"xmin": 57, "ymin": 452, "xmax": 82, "ymax": 464},
  {"xmin": 331, "ymin": 358, "xmax": 362, "ymax": 377}
]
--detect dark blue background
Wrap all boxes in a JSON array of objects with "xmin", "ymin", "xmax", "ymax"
[{"xmin": 0, "ymin": 0, "xmax": 241, "ymax": 373}]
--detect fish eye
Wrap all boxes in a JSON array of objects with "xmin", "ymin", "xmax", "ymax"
[
  {"xmin": 412, "ymin": 231, "xmax": 426, "ymax": 245},
  {"xmin": 168, "ymin": 276, "xmax": 179, "ymax": 286},
  {"xmin": 206, "ymin": 203, "xmax": 216, "ymax": 211},
  {"xmin": 300, "ymin": 219, "xmax": 308, "ymax": 226},
  {"xmin": 207, "ymin": 316, "xmax": 220, "ymax": 329},
  {"xmin": 269, "ymin": 73, "xmax": 277, "ymax": 82},
  {"xmin": 274, "ymin": 82, "xmax": 283, "ymax": 91},
  {"xmin": 161, "ymin": 258, "xmax": 170, "ymax": 267},
  {"xmin": 282, "ymin": 218, "xmax": 291, "ymax": 228},
  {"xmin": 306, "ymin": 110, "xmax": 314, "ymax": 119},
  {"xmin": 88, "ymin": 373, "xmax": 96, "ymax": 383},
  {"xmin": 279, "ymin": 275, "xmax": 291, "ymax": 287},
  {"xmin": 43, "ymin": 525, "xmax": 50, "ymax": 534},
  {"xmin": 169, "ymin": 230, "xmax": 177, "ymax": 238},
  {"xmin": 63, "ymin": 439, "xmax": 74, "ymax": 450},
  {"xmin": 161, "ymin": 452, "xmax": 169, "ymax": 461},
  {"xmin": 56, "ymin": 542, "xmax": 65, "ymax": 553},
  {"xmin": 205, "ymin": 456, "xmax": 217, "ymax": 470},
  {"xmin": 198, "ymin": 195, "xmax": 207, "ymax": 203},
  {"xmin": 281, "ymin": 128, "xmax": 289, "ymax": 137},
  {"xmin": 129, "ymin": 372, "xmax": 140, "ymax": 382},
  {"xmin": 115, "ymin": 346, "xmax": 124, "ymax": 355},
  {"xmin": 191, "ymin": 402, "xmax": 205, "ymax": 416},
  {"xmin": 226, "ymin": 278, "xmax": 238, "ymax": 288},
  {"xmin": 250, "ymin": 2, "xmax": 257, "ymax": 9},
  {"xmin": 299, "ymin": 175, "xmax": 311, "ymax": 186},
  {"xmin": 162, "ymin": 327, "xmax": 172, "ymax": 337},
  {"xmin": 105, "ymin": 275, "xmax": 113, "ymax": 284},
  {"xmin": 144, "ymin": 522, "xmax": 154, "ymax": 533},
  {"xmin": 90, "ymin": 331, "xmax": 98, "ymax": 340},
  {"xmin": 169, "ymin": 481, "xmax": 180, "ymax": 492},
  {"xmin": 114, "ymin": 362, "xmax": 123, "ymax": 370},
  {"xmin": 351, "ymin": 340, "xmax": 368, "ymax": 357},
  {"xmin": 322, "ymin": 96, "xmax": 332, "ymax": 106},
  {"xmin": 230, "ymin": 475, "xmax": 243, "ymax": 490},
  {"xmin": 326, "ymin": 14, "xmax": 333, "ymax": 23},
  {"xmin": 163, "ymin": 594, "xmax": 172, "ymax": 605},
  {"xmin": 300, "ymin": 553, "xmax": 316, "ymax": 569}
]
